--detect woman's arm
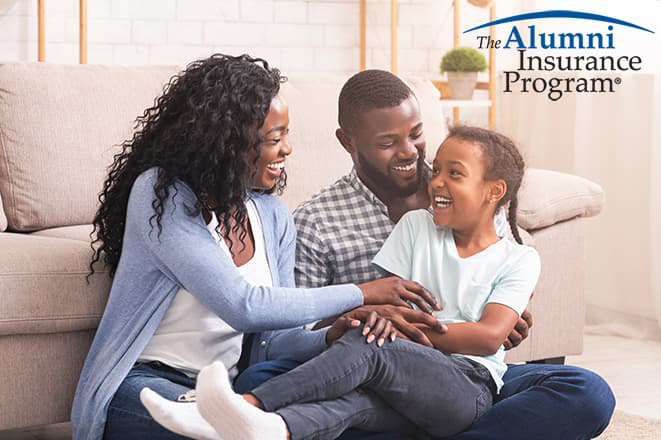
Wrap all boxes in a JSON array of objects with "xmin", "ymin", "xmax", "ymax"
[
  {"xmin": 130, "ymin": 170, "xmax": 436, "ymax": 334},
  {"xmin": 260, "ymin": 208, "xmax": 332, "ymax": 362},
  {"xmin": 129, "ymin": 169, "xmax": 364, "ymax": 333}
]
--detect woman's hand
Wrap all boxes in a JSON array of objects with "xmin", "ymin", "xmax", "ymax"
[{"xmin": 357, "ymin": 276, "xmax": 441, "ymax": 314}]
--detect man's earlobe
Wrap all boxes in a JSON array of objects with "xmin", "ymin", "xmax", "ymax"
[{"xmin": 336, "ymin": 128, "xmax": 355, "ymax": 154}]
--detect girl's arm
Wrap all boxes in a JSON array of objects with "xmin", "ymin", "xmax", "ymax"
[
  {"xmin": 409, "ymin": 248, "xmax": 540, "ymax": 356},
  {"xmin": 415, "ymin": 304, "xmax": 520, "ymax": 356}
]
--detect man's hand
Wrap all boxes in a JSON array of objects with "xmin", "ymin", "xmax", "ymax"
[
  {"xmin": 503, "ymin": 309, "xmax": 533, "ymax": 350},
  {"xmin": 357, "ymin": 277, "xmax": 441, "ymax": 314}
]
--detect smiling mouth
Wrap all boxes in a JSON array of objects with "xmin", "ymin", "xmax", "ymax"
[
  {"xmin": 392, "ymin": 162, "xmax": 416, "ymax": 172},
  {"xmin": 267, "ymin": 161, "xmax": 285, "ymax": 170},
  {"xmin": 434, "ymin": 195, "xmax": 453, "ymax": 208}
]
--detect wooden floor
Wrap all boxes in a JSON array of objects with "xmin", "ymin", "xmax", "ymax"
[
  {"xmin": 2, "ymin": 334, "xmax": 660, "ymax": 439},
  {"xmin": 568, "ymin": 334, "xmax": 661, "ymax": 420}
]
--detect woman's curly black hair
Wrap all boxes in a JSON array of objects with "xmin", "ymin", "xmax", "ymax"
[{"xmin": 90, "ymin": 54, "xmax": 286, "ymax": 278}]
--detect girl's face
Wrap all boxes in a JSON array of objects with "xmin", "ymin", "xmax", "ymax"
[
  {"xmin": 250, "ymin": 94, "xmax": 291, "ymax": 190},
  {"xmin": 428, "ymin": 137, "xmax": 496, "ymax": 230}
]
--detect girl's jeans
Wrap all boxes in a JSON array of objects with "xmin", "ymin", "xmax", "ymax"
[
  {"xmin": 249, "ymin": 328, "xmax": 495, "ymax": 440},
  {"xmin": 237, "ymin": 340, "xmax": 616, "ymax": 440}
]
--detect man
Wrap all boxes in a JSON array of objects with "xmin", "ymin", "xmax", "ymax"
[{"xmin": 239, "ymin": 70, "xmax": 615, "ymax": 439}]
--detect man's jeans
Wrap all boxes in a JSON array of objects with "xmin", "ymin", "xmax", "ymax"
[
  {"xmin": 236, "ymin": 340, "xmax": 616, "ymax": 440},
  {"xmin": 247, "ymin": 328, "xmax": 495, "ymax": 440},
  {"xmin": 104, "ymin": 361, "xmax": 197, "ymax": 440}
]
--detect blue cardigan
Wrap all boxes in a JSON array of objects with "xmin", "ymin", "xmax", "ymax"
[{"xmin": 71, "ymin": 168, "xmax": 363, "ymax": 439}]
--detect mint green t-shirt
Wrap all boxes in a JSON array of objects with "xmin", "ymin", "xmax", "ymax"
[{"xmin": 372, "ymin": 209, "xmax": 541, "ymax": 392}]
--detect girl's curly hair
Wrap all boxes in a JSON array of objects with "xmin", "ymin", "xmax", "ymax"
[{"xmin": 90, "ymin": 54, "xmax": 286, "ymax": 278}]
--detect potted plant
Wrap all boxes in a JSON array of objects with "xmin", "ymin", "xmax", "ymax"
[{"xmin": 440, "ymin": 47, "xmax": 487, "ymax": 100}]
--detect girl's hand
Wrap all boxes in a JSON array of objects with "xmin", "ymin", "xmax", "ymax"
[
  {"xmin": 325, "ymin": 315, "xmax": 361, "ymax": 345},
  {"xmin": 326, "ymin": 305, "xmax": 447, "ymax": 347},
  {"xmin": 360, "ymin": 310, "xmax": 397, "ymax": 347},
  {"xmin": 358, "ymin": 276, "xmax": 441, "ymax": 314},
  {"xmin": 326, "ymin": 310, "xmax": 396, "ymax": 347}
]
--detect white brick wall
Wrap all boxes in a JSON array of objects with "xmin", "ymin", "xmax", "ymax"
[
  {"xmin": 274, "ymin": 2, "xmax": 307, "ymax": 24},
  {"xmin": 0, "ymin": 0, "xmax": 526, "ymax": 77},
  {"xmin": 0, "ymin": 0, "xmax": 535, "ymax": 125},
  {"xmin": 132, "ymin": 21, "xmax": 167, "ymax": 45}
]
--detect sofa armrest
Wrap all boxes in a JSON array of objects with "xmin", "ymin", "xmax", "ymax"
[
  {"xmin": 505, "ymin": 217, "xmax": 586, "ymax": 362},
  {"xmin": 0, "ymin": 193, "xmax": 6, "ymax": 232},
  {"xmin": 517, "ymin": 168, "xmax": 604, "ymax": 231}
]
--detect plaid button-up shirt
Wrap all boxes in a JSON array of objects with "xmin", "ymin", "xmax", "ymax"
[
  {"xmin": 293, "ymin": 167, "xmax": 427, "ymax": 288},
  {"xmin": 293, "ymin": 166, "xmax": 507, "ymax": 288}
]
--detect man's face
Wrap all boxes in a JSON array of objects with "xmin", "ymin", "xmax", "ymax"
[{"xmin": 342, "ymin": 96, "xmax": 426, "ymax": 198}]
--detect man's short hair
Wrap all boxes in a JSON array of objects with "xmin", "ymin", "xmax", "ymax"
[{"xmin": 338, "ymin": 69, "xmax": 415, "ymax": 133}]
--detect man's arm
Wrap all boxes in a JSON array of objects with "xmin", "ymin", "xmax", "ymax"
[
  {"xmin": 293, "ymin": 205, "xmax": 333, "ymax": 289},
  {"xmin": 504, "ymin": 308, "xmax": 533, "ymax": 350}
]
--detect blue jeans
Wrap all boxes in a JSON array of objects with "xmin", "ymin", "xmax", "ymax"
[
  {"xmin": 235, "ymin": 357, "xmax": 616, "ymax": 440},
  {"xmin": 104, "ymin": 361, "xmax": 197, "ymax": 440}
]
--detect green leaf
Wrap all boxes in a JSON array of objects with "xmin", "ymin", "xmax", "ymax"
[{"xmin": 440, "ymin": 47, "xmax": 487, "ymax": 73}]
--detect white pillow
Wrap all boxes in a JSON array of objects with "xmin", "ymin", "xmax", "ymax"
[{"xmin": 517, "ymin": 168, "xmax": 604, "ymax": 230}]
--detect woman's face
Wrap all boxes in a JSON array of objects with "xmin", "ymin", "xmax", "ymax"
[{"xmin": 250, "ymin": 94, "xmax": 291, "ymax": 190}]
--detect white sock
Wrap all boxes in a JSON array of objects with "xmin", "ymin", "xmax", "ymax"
[
  {"xmin": 140, "ymin": 387, "xmax": 223, "ymax": 440},
  {"xmin": 196, "ymin": 361, "xmax": 288, "ymax": 440}
]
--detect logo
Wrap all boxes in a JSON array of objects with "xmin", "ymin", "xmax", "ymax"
[{"xmin": 464, "ymin": 10, "xmax": 655, "ymax": 101}]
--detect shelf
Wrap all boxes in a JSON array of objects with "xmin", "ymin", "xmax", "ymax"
[{"xmin": 440, "ymin": 100, "xmax": 492, "ymax": 108}]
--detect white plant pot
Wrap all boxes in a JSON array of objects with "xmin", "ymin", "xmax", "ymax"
[
  {"xmin": 467, "ymin": 0, "xmax": 494, "ymax": 8},
  {"xmin": 447, "ymin": 71, "xmax": 478, "ymax": 100}
]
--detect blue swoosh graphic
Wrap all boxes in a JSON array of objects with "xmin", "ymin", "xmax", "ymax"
[{"xmin": 463, "ymin": 10, "xmax": 654, "ymax": 34}]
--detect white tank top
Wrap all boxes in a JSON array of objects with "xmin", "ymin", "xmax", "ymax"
[{"xmin": 138, "ymin": 200, "xmax": 273, "ymax": 380}]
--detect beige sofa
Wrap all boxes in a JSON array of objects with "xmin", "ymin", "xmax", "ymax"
[{"xmin": 0, "ymin": 63, "xmax": 604, "ymax": 431}]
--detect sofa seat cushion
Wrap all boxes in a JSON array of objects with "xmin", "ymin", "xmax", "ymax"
[
  {"xmin": 517, "ymin": 168, "xmax": 604, "ymax": 231},
  {"xmin": 0, "ymin": 63, "xmax": 179, "ymax": 232},
  {"xmin": 31, "ymin": 224, "xmax": 94, "ymax": 242},
  {"xmin": 0, "ymin": 233, "xmax": 111, "ymax": 336}
]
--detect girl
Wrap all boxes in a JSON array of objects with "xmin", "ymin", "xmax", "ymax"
[
  {"xmin": 71, "ymin": 54, "xmax": 441, "ymax": 440},
  {"xmin": 141, "ymin": 126, "xmax": 541, "ymax": 440}
]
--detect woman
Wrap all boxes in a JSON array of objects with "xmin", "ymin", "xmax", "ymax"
[{"xmin": 71, "ymin": 54, "xmax": 440, "ymax": 440}]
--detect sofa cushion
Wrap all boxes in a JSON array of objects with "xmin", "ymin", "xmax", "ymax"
[
  {"xmin": 0, "ymin": 63, "xmax": 180, "ymax": 232},
  {"xmin": 0, "ymin": 233, "xmax": 111, "ymax": 335},
  {"xmin": 0, "ymin": 193, "xmax": 6, "ymax": 231},
  {"xmin": 278, "ymin": 76, "xmax": 448, "ymax": 210},
  {"xmin": 517, "ymin": 168, "xmax": 604, "ymax": 230},
  {"xmin": 31, "ymin": 224, "xmax": 94, "ymax": 242}
]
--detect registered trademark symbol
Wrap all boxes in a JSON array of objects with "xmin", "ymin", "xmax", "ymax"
[{"xmin": 614, "ymin": 78, "xmax": 622, "ymax": 84}]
